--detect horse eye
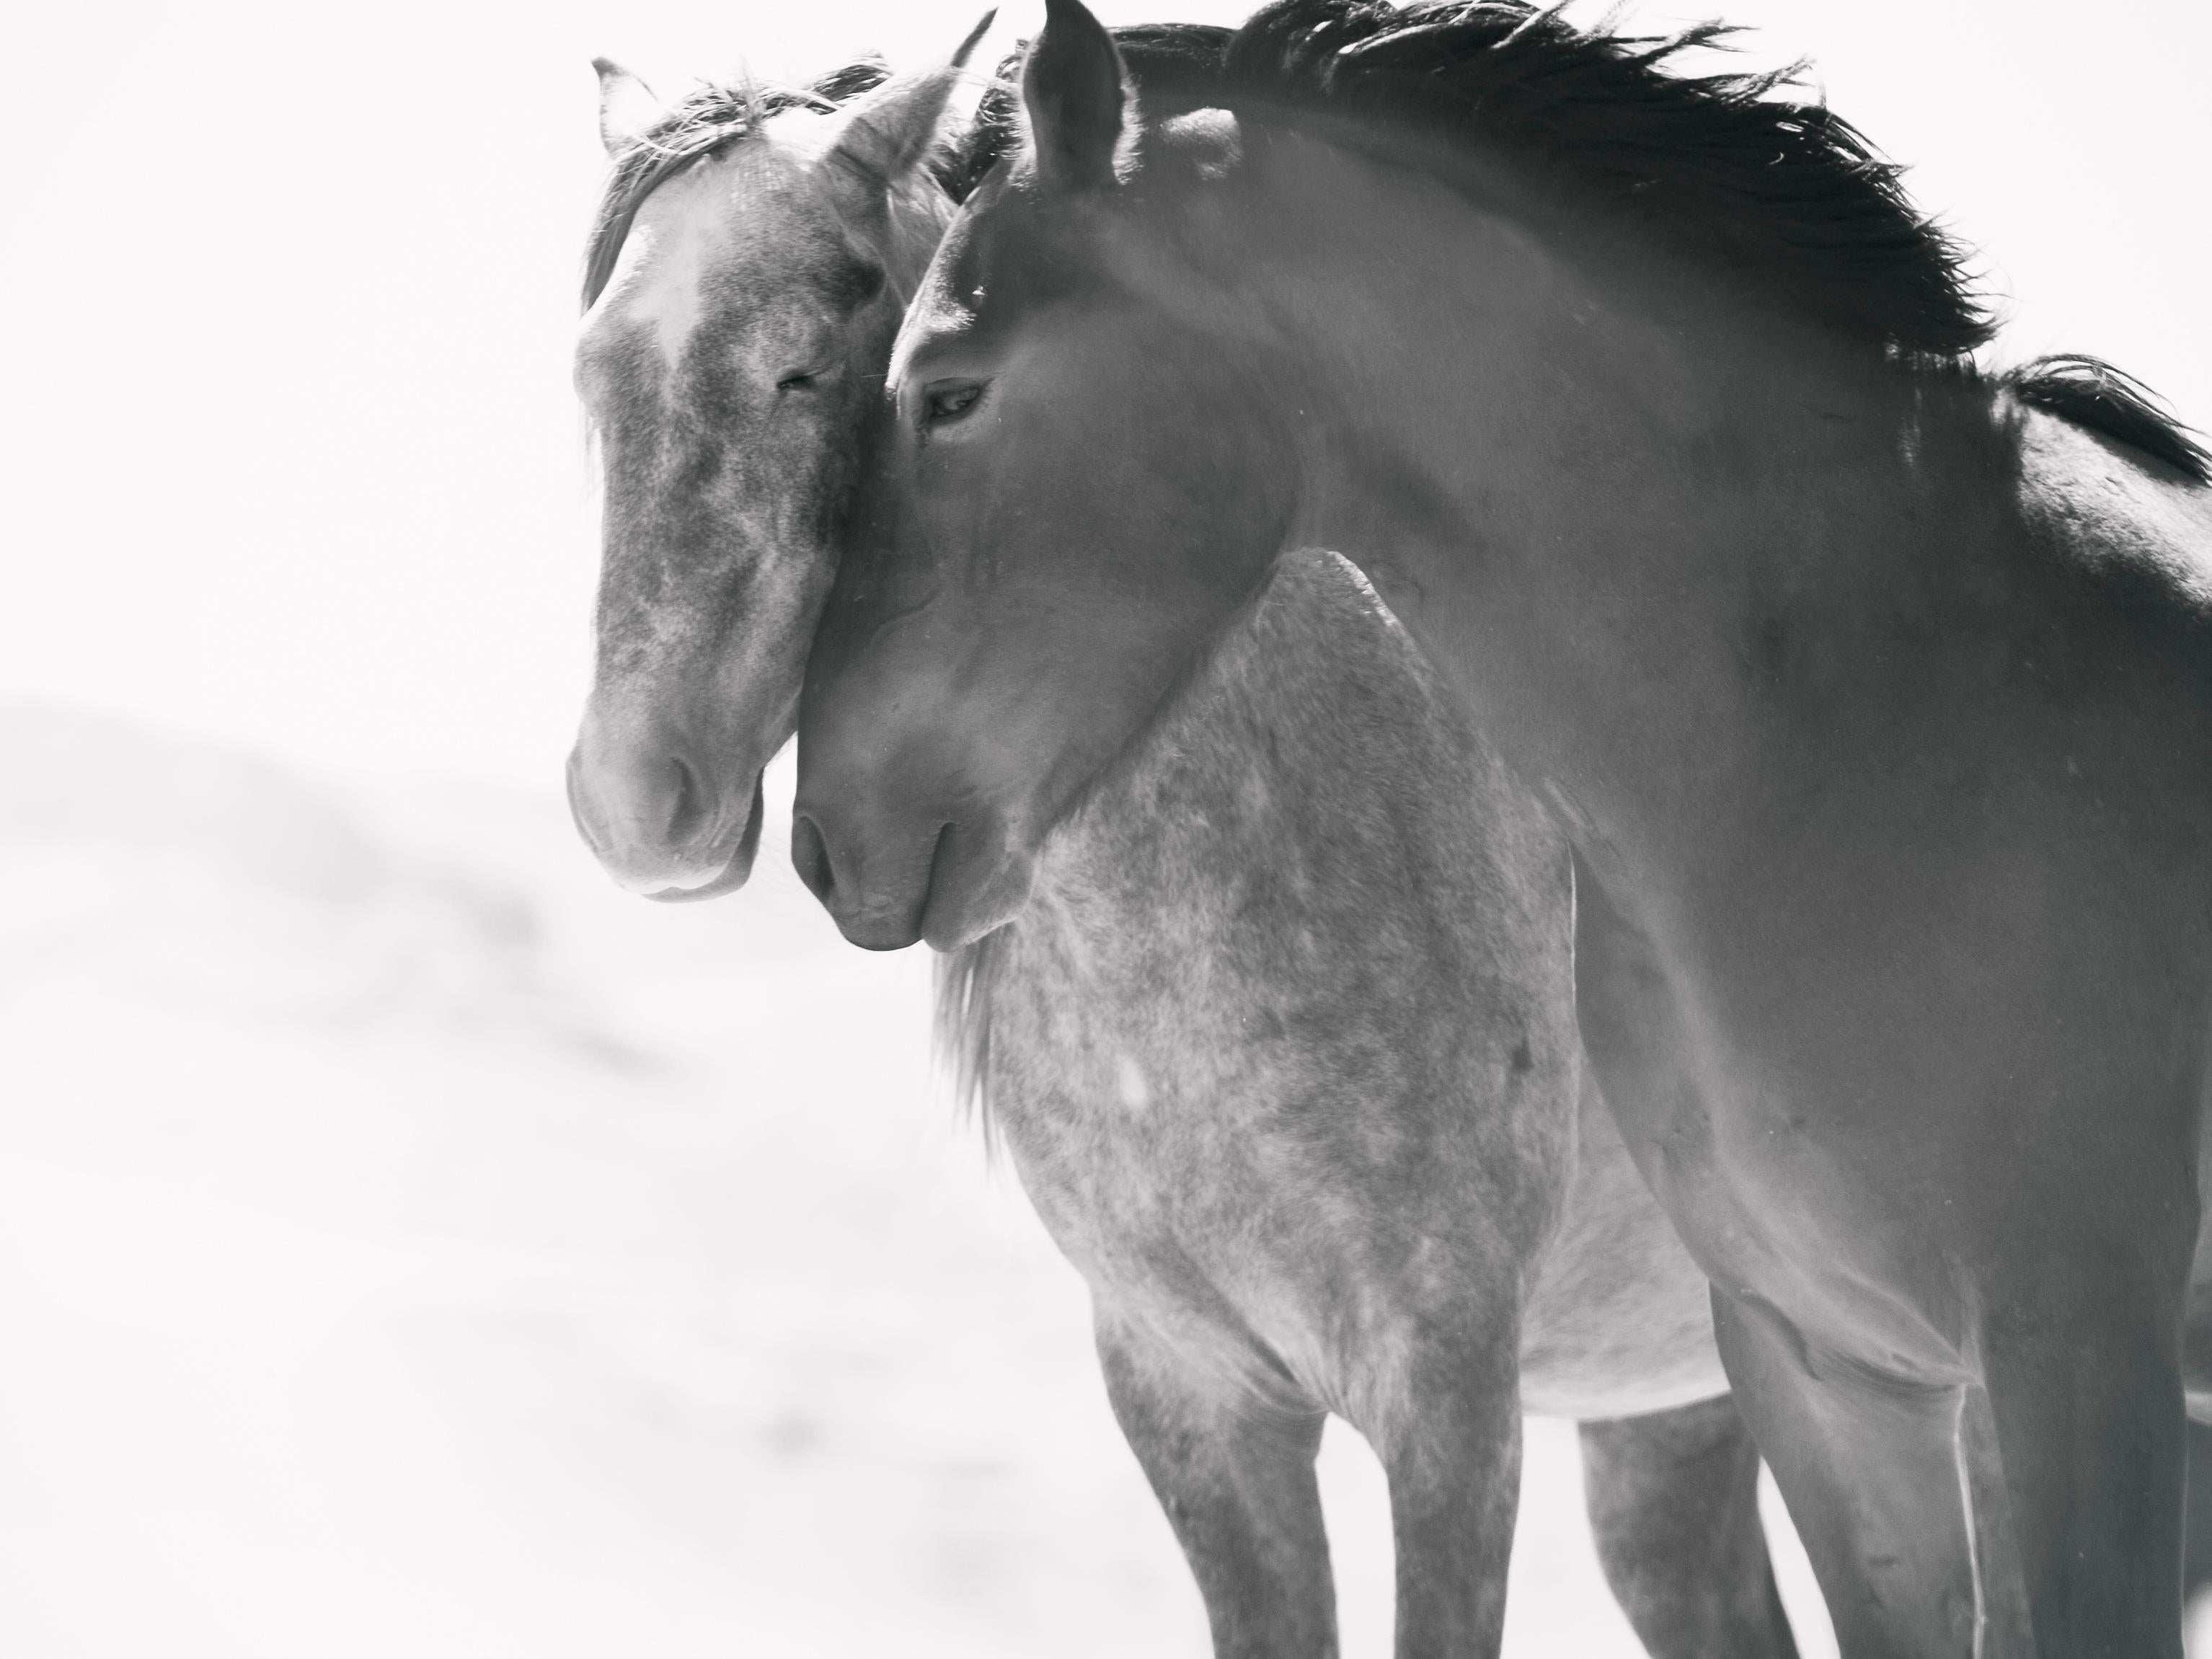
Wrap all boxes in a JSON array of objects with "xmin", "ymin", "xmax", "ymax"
[
  {"xmin": 777, "ymin": 369, "xmax": 821, "ymax": 393},
  {"xmin": 922, "ymin": 381, "xmax": 986, "ymax": 425}
]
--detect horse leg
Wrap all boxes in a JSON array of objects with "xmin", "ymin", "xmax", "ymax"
[
  {"xmin": 1579, "ymin": 1394, "xmax": 1800, "ymax": 1659},
  {"xmin": 2177, "ymin": 1273, "xmax": 2212, "ymax": 1616},
  {"xmin": 1357, "ymin": 1335, "xmax": 1523, "ymax": 1659},
  {"xmin": 1966, "ymin": 1274, "xmax": 2186, "ymax": 1658},
  {"xmin": 1710, "ymin": 1288, "xmax": 1979, "ymax": 1658},
  {"xmin": 2185, "ymin": 1418, "xmax": 2212, "ymax": 1615},
  {"xmin": 1092, "ymin": 1306, "xmax": 1337, "ymax": 1659}
]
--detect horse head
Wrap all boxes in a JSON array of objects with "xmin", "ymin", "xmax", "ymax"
[
  {"xmin": 568, "ymin": 21, "xmax": 990, "ymax": 900},
  {"xmin": 794, "ymin": 0, "xmax": 1295, "ymax": 950}
]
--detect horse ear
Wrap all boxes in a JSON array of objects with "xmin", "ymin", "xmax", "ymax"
[
  {"xmin": 1022, "ymin": 0, "xmax": 1128, "ymax": 192},
  {"xmin": 821, "ymin": 12, "xmax": 997, "ymax": 196},
  {"xmin": 593, "ymin": 58, "xmax": 660, "ymax": 158}
]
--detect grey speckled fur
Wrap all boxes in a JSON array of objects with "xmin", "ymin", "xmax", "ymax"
[
  {"xmin": 939, "ymin": 551, "xmax": 1793, "ymax": 1657},
  {"xmin": 942, "ymin": 550, "xmax": 1725, "ymax": 1416}
]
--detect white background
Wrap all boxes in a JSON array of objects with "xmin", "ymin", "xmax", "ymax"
[{"xmin": 0, "ymin": 1, "xmax": 2203, "ymax": 1653}]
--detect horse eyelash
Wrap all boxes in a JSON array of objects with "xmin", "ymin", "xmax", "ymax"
[{"xmin": 924, "ymin": 383, "xmax": 986, "ymax": 423}]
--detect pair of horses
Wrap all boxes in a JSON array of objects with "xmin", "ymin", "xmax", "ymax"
[{"xmin": 568, "ymin": 3, "xmax": 2212, "ymax": 1653}]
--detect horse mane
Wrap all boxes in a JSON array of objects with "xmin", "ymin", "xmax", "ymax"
[
  {"xmin": 1188, "ymin": 0, "xmax": 1985, "ymax": 358},
  {"xmin": 934, "ymin": 932, "xmax": 1004, "ymax": 1149},
  {"xmin": 1185, "ymin": 3, "xmax": 2200, "ymax": 477},
  {"xmin": 583, "ymin": 27, "xmax": 1238, "ymax": 315},
  {"xmin": 2004, "ymin": 355, "xmax": 2211, "ymax": 484},
  {"xmin": 583, "ymin": 58, "xmax": 970, "ymax": 311}
]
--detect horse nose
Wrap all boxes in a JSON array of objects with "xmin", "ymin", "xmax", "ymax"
[
  {"xmin": 789, "ymin": 811, "xmax": 836, "ymax": 903},
  {"xmin": 567, "ymin": 746, "xmax": 704, "ymax": 849},
  {"xmin": 788, "ymin": 805, "xmax": 939, "ymax": 951},
  {"xmin": 567, "ymin": 716, "xmax": 753, "ymax": 897}
]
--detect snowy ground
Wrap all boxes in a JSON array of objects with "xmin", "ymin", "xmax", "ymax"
[{"xmin": 1, "ymin": 701, "xmax": 1862, "ymax": 1655}]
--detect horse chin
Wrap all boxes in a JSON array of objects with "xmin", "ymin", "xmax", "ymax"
[
  {"xmin": 916, "ymin": 830, "xmax": 1038, "ymax": 953},
  {"xmin": 642, "ymin": 774, "xmax": 767, "ymax": 905}
]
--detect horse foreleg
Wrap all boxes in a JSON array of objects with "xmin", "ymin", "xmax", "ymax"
[
  {"xmin": 1968, "ymin": 1273, "xmax": 2187, "ymax": 1658},
  {"xmin": 1579, "ymin": 1393, "xmax": 1800, "ymax": 1659},
  {"xmin": 1092, "ymin": 1306, "xmax": 1337, "ymax": 1659},
  {"xmin": 1360, "ymin": 1334, "xmax": 1523, "ymax": 1659},
  {"xmin": 1710, "ymin": 1288, "xmax": 1979, "ymax": 1658},
  {"xmin": 2184, "ymin": 1417, "xmax": 2212, "ymax": 1618}
]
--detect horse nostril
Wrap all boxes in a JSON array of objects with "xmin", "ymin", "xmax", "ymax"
[
  {"xmin": 791, "ymin": 814, "xmax": 834, "ymax": 901},
  {"xmin": 665, "ymin": 753, "xmax": 708, "ymax": 844}
]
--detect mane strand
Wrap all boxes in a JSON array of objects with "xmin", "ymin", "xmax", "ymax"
[
  {"xmin": 2006, "ymin": 355, "xmax": 2210, "ymax": 485},
  {"xmin": 1214, "ymin": 0, "xmax": 1991, "ymax": 356},
  {"xmin": 934, "ymin": 934, "xmax": 1003, "ymax": 1151}
]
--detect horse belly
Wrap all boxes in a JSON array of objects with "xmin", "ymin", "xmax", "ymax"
[{"xmin": 1518, "ymin": 1071, "xmax": 1729, "ymax": 1419}]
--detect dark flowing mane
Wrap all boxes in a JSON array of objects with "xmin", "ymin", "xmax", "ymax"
[
  {"xmin": 1163, "ymin": 3, "xmax": 2200, "ymax": 477},
  {"xmin": 1213, "ymin": 0, "xmax": 1989, "ymax": 357},
  {"xmin": 583, "ymin": 59, "xmax": 919, "ymax": 311}
]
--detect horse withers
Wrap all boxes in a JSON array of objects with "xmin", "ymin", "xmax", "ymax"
[
  {"xmin": 795, "ymin": 1, "xmax": 2212, "ymax": 1653},
  {"xmin": 567, "ymin": 25, "xmax": 1797, "ymax": 1659}
]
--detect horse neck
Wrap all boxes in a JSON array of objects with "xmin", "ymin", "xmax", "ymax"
[{"xmin": 1241, "ymin": 127, "xmax": 2007, "ymax": 826}]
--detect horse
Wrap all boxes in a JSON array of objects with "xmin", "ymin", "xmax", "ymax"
[
  {"xmin": 789, "ymin": 2, "xmax": 2212, "ymax": 1654},
  {"xmin": 566, "ymin": 26, "xmax": 1802, "ymax": 1659}
]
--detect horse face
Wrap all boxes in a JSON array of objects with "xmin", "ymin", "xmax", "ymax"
[
  {"xmin": 793, "ymin": 4, "xmax": 1294, "ymax": 950},
  {"xmin": 568, "ymin": 58, "xmax": 970, "ymax": 901}
]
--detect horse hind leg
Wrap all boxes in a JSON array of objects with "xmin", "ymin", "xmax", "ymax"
[
  {"xmin": 1579, "ymin": 1393, "xmax": 1800, "ymax": 1659},
  {"xmin": 1092, "ymin": 1306, "xmax": 1337, "ymax": 1659}
]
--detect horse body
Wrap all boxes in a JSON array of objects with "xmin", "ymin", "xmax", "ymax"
[
  {"xmin": 970, "ymin": 549, "xmax": 1774, "ymax": 1656},
  {"xmin": 795, "ymin": 3, "xmax": 2212, "ymax": 1653},
  {"xmin": 568, "ymin": 32, "xmax": 1798, "ymax": 1659}
]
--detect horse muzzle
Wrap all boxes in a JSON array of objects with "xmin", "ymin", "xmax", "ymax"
[
  {"xmin": 565, "ymin": 727, "xmax": 768, "ymax": 903},
  {"xmin": 788, "ymin": 797, "xmax": 1034, "ymax": 952}
]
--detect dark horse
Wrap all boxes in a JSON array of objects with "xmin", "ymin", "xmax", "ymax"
[
  {"xmin": 567, "ymin": 25, "xmax": 1801, "ymax": 1659},
  {"xmin": 793, "ymin": 2, "xmax": 2212, "ymax": 1655}
]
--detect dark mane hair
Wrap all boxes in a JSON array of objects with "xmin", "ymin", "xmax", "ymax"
[
  {"xmin": 1208, "ymin": 0, "xmax": 1989, "ymax": 357},
  {"xmin": 583, "ymin": 59, "xmax": 934, "ymax": 311},
  {"xmin": 2004, "ymin": 355, "xmax": 2210, "ymax": 484}
]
